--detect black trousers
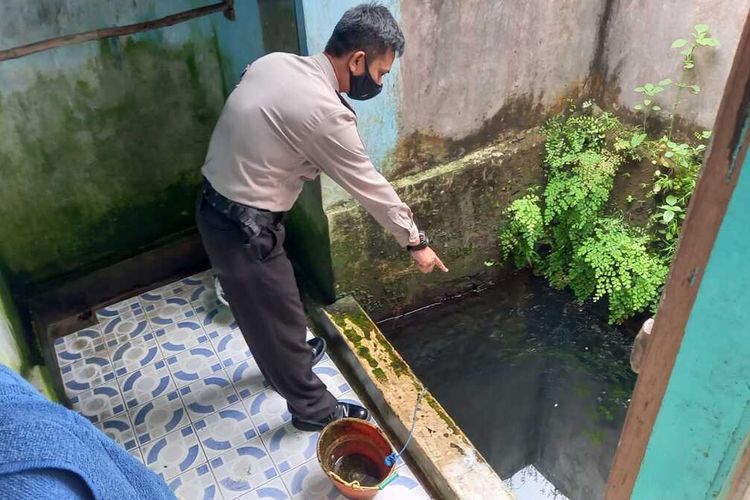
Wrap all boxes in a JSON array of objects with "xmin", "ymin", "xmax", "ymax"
[{"xmin": 196, "ymin": 195, "xmax": 337, "ymax": 420}]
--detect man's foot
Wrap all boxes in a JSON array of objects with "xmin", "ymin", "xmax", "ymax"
[
  {"xmin": 309, "ymin": 337, "xmax": 326, "ymax": 366},
  {"xmin": 291, "ymin": 402, "xmax": 369, "ymax": 432}
]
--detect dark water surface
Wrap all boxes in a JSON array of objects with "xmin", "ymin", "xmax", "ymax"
[{"xmin": 379, "ymin": 270, "xmax": 637, "ymax": 500}]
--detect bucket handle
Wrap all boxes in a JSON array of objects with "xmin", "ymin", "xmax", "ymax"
[{"xmin": 377, "ymin": 472, "xmax": 399, "ymax": 490}]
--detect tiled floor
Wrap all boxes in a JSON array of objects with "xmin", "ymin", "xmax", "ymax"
[{"xmin": 55, "ymin": 270, "xmax": 431, "ymax": 499}]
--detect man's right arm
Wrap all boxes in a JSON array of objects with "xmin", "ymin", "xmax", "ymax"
[{"xmin": 302, "ymin": 111, "xmax": 447, "ymax": 273}]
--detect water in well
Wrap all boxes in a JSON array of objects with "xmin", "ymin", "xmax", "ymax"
[{"xmin": 380, "ymin": 270, "xmax": 638, "ymax": 500}]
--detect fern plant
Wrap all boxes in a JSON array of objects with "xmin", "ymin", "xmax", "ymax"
[
  {"xmin": 569, "ymin": 218, "xmax": 668, "ymax": 324},
  {"xmin": 500, "ymin": 193, "xmax": 544, "ymax": 269}
]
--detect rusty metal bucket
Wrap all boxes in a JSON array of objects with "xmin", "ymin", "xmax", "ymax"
[{"xmin": 317, "ymin": 418, "xmax": 398, "ymax": 499}]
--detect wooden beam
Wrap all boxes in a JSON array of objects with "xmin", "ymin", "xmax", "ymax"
[
  {"xmin": 0, "ymin": 1, "xmax": 231, "ymax": 63},
  {"xmin": 605, "ymin": 12, "xmax": 750, "ymax": 500}
]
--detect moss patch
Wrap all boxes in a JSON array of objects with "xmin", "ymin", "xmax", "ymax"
[{"xmin": 0, "ymin": 36, "xmax": 224, "ymax": 291}]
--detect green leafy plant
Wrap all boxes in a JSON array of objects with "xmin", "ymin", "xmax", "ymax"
[
  {"xmin": 634, "ymin": 80, "xmax": 671, "ymax": 129},
  {"xmin": 500, "ymin": 193, "xmax": 544, "ymax": 269},
  {"xmin": 569, "ymin": 218, "xmax": 669, "ymax": 324},
  {"xmin": 541, "ymin": 112, "xmax": 618, "ymax": 172}
]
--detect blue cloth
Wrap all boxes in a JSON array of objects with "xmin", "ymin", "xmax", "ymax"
[{"xmin": 0, "ymin": 364, "xmax": 175, "ymax": 500}]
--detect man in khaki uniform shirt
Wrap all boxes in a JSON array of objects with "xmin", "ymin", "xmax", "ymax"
[{"xmin": 197, "ymin": 4, "xmax": 447, "ymax": 431}]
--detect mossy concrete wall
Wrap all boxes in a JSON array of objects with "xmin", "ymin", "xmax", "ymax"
[
  {"xmin": 0, "ymin": 0, "xmax": 267, "ymax": 294},
  {"xmin": 327, "ymin": 131, "xmax": 544, "ymax": 319}
]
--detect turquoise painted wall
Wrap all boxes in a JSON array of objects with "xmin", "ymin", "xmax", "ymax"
[
  {"xmin": 299, "ymin": 0, "xmax": 401, "ymax": 207},
  {"xmin": 632, "ymin": 108, "xmax": 750, "ymax": 498},
  {"xmin": 0, "ymin": 0, "xmax": 266, "ymax": 292}
]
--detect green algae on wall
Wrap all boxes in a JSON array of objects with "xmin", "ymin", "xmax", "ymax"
[
  {"xmin": 0, "ymin": 35, "xmax": 224, "ymax": 291},
  {"xmin": 0, "ymin": 268, "xmax": 28, "ymax": 373}
]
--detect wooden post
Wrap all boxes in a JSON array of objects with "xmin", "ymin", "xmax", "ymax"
[
  {"xmin": 0, "ymin": 1, "xmax": 233, "ymax": 63},
  {"xmin": 605, "ymin": 11, "xmax": 750, "ymax": 500}
]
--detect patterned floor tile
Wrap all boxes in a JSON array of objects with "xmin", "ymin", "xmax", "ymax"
[
  {"xmin": 154, "ymin": 320, "xmax": 209, "ymax": 355},
  {"xmin": 244, "ymin": 388, "xmax": 290, "ymax": 435},
  {"xmin": 237, "ymin": 478, "xmax": 291, "ymax": 500},
  {"xmin": 129, "ymin": 446, "xmax": 145, "ymax": 464},
  {"xmin": 70, "ymin": 380, "xmax": 125, "ymax": 424},
  {"xmin": 189, "ymin": 281, "xmax": 220, "ymax": 309},
  {"xmin": 118, "ymin": 359, "xmax": 176, "ymax": 409},
  {"xmin": 97, "ymin": 412, "xmax": 137, "ymax": 451},
  {"xmin": 166, "ymin": 345, "xmax": 224, "ymax": 388},
  {"xmin": 376, "ymin": 466, "xmax": 431, "ymax": 499},
  {"xmin": 101, "ymin": 312, "xmax": 152, "ymax": 345},
  {"xmin": 209, "ymin": 328, "xmax": 252, "ymax": 367},
  {"xmin": 130, "ymin": 390, "xmax": 190, "ymax": 445},
  {"xmin": 142, "ymin": 425, "xmax": 206, "ymax": 481},
  {"xmin": 193, "ymin": 403, "xmax": 258, "ymax": 459},
  {"xmin": 55, "ymin": 327, "xmax": 106, "ymax": 366},
  {"xmin": 228, "ymin": 358, "xmax": 268, "ymax": 400},
  {"xmin": 209, "ymin": 437, "xmax": 278, "ymax": 499},
  {"xmin": 108, "ymin": 331, "xmax": 162, "ymax": 377},
  {"xmin": 313, "ymin": 360, "xmax": 352, "ymax": 398},
  {"xmin": 180, "ymin": 373, "xmax": 240, "ymax": 421},
  {"xmin": 144, "ymin": 297, "xmax": 197, "ymax": 329},
  {"xmin": 196, "ymin": 303, "xmax": 238, "ymax": 336},
  {"xmin": 261, "ymin": 422, "xmax": 318, "ymax": 474},
  {"xmin": 281, "ymin": 461, "xmax": 341, "ymax": 500},
  {"xmin": 168, "ymin": 462, "xmax": 221, "ymax": 500},
  {"xmin": 97, "ymin": 296, "xmax": 144, "ymax": 322},
  {"xmin": 61, "ymin": 355, "xmax": 115, "ymax": 396}
]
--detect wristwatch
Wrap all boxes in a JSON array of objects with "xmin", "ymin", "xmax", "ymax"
[{"xmin": 407, "ymin": 231, "xmax": 429, "ymax": 252}]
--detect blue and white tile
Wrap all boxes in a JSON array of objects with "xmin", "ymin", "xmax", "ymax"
[
  {"xmin": 118, "ymin": 359, "xmax": 175, "ymax": 408},
  {"xmin": 238, "ymin": 478, "xmax": 291, "ymax": 500},
  {"xmin": 188, "ymin": 280, "xmax": 220, "ymax": 309},
  {"xmin": 281, "ymin": 461, "xmax": 340, "ymax": 500},
  {"xmin": 70, "ymin": 380, "xmax": 125, "ymax": 424},
  {"xmin": 130, "ymin": 390, "xmax": 189, "ymax": 445},
  {"xmin": 154, "ymin": 320, "xmax": 209, "ymax": 355},
  {"xmin": 96, "ymin": 296, "xmax": 144, "ymax": 322},
  {"xmin": 108, "ymin": 331, "xmax": 162, "ymax": 376},
  {"xmin": 142, "ymin": 425, "xmax": 206, "ymax": 481},
  {"xmin": 228, "ymin": 358, "xmax": 269, "ymax": 400},
  {"xmin": 180, "ymin": 373, "xmax": 240, "ymax": 421},
  {"xmin": 168, "ymin": 463, "xmax": 221, "ymax": 500},
  {"xmin": 196, "ymin": 303, "xmax": 238, "ymax": 336},
  {"xmin": 101, "ymin": 312, "xmax": 152, "ymax": 344},
  {"xmin": 244, "ymin": 388, "xmax": 290, "ymax": 435},
  {"xmin": 376, "ymin": 466, "xmax": 431, "ymax": 499},
  {"xmin": 61, "ymin": 355, "xmax": 115, "ymax": 396},
  {"xmin": 261, "ymin": 422, "xmax": 318, "ymax": 474},
  {"xmin": 55, "ymin": 328, "xmax": 106, "ymax": 366},
  {"xmin": 166, "ymin": 345, "xmax": 223, "ymax": 388},
  {"xmin": 209, "ymin": 328, "xmax": 252, "ymax": 368},
  {"xmin": 144, "ymin": 297, "xmax": 196, "ymax": 329},
  {"xmin": 313, "ymin": 360, "xmax": 351, "ymax": 398},
  {"xmin": 96, "ymin": 412, "xmax": 137, "ymax": 451},
  {"xmin": 209, "ymin": 437, "xmax": 277, "ymax": 499},
  {"xmin": 193, "ymin": 403, "xmax": 258, "ymax": 459},
  {"xmin": 129, "ymin": 446, "xmax": 145, "ymax": 464}
]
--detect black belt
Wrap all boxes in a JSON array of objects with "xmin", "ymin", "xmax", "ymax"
[{"xmin": 201, "ymin": 178, "xmax": 284, "ymax": 237}]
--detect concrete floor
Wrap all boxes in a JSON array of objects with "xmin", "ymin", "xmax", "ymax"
[{"xmin": 55, "ymin": 270, "xmax": 430, "ymax": 499}]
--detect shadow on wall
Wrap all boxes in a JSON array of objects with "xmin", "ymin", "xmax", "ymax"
[{"xmin": 0, "ymin": 35, "xmax": 225, "ymax": 293}]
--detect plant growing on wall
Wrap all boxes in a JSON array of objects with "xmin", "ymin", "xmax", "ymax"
[{"xmin": 500, "ymin": 22, "xmax": 719, "ymax": 324}]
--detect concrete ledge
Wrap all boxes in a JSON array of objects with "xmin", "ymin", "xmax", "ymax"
[{"xmin": 314, "ymin": 295, "xmax": 512, "ymax": 500}]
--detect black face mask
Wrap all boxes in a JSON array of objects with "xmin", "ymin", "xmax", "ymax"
[{"xmin": 348, "ymin": 55, "xmax": 382, "ymax": 101}]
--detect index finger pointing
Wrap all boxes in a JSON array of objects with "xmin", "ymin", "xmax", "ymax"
[{"xmin": 435, "ymin": 257, "xmax": 449, "ymax": 273}]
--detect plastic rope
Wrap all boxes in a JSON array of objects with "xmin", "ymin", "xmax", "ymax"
[{"xmin": 384, "ymin": 387, "xmax": 428, "ymax": 468}]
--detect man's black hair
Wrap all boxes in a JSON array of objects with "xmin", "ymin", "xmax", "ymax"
[{"xmin": 324, "ymin": 3, "xmax": 405, "ymax": 59}]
